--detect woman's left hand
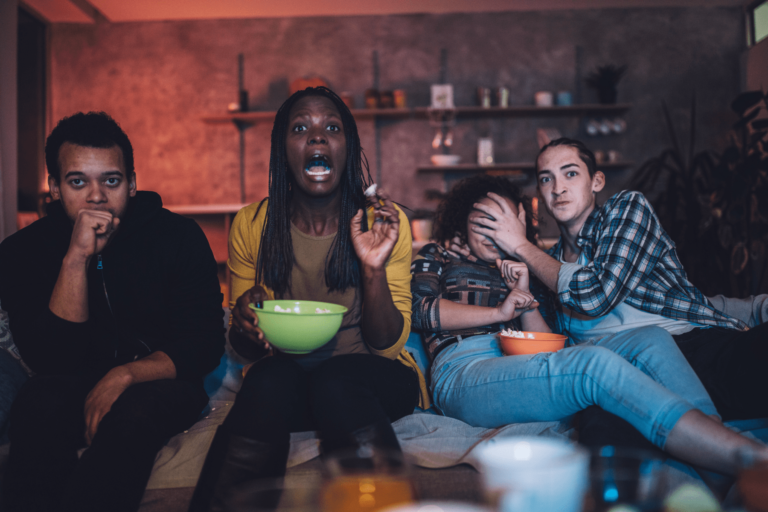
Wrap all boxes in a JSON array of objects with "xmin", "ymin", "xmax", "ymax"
[
  {"xmin": 351, "ymin": 188, "xmax": 399, "ymax": 270},
  {"xmin": 497, "ymin": 259, "xmax": 531, "ymax": 293}
]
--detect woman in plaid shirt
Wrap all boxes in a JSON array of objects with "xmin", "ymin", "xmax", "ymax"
[{"xmin": 412, "ymin": 175, "xmax": 768, "ymax": 475}]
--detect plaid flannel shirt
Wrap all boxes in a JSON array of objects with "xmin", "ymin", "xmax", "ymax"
[{"xmin": 548, "ymin": 190, "xmax": 746, "ymax": 331}]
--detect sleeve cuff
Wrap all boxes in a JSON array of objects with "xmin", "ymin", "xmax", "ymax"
[{"xmin": 557, "ymin": 262, "xmax": 584, "ymax": 294}]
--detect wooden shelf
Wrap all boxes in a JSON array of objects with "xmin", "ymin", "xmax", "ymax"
[
  {"xmin": 165, "ymin": 203, "xmax": 248, "ymax": 215},
  {"xmin": 417, "ymin": 161, "xmax": 634, "ymax": 174},
  {"xmin": 201, "ymin": 108, "xmax": 416, "ymax": 124},
  {"xmin": 415, "ymin": 104, "xmax": 631, "ymax": 118},
  {"xmin": 166, "ymin": 204, "xmax": 249, "ymax": 265},
  {"xmin": 201, "ymin": 103, "xmax": 632, "ymax": 124}
]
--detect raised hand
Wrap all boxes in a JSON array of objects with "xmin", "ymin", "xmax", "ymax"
[
  {"xmin": 497, "ymin": 259, "xmax": 531, "ymax": 293},
  {"xmin": 69, "ymin": 209, "xmax": 120, "ymax": 262},
  {"xmin": 497, "ymin": 288, "xmax": 539, "ymax": 321},
  {"xmin": 231, "ymin": 285, "xmax": 271, "ymax": 351},
  {"xmin": 351, "ymin": 188, "xmax": 399, "ymax": 271},
  {"xmin": 470, "ymin": 192, "xmax": 529, "ymax": 257}
]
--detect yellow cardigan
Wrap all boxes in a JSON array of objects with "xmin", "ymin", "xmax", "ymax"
[{"xmin": 228, "ymin": 199, "xmax": 430, "ymax": 409}]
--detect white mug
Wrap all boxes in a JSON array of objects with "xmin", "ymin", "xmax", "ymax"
[{"xmin": 474, "ymin": 437, "xmax": 588, "ymax": 512}]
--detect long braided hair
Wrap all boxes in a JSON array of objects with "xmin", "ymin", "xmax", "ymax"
[{"xmin": 255, "ymin": 87, "xmax": 374, "ymax": 296}]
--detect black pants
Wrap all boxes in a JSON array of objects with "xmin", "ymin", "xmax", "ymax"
[
  {"xmin": 2, "ymin": 374, "xmax": 208, "ymax": 512},
  {"xmin": 223, "ymin": 353, "xmax": 420, "ymax": 444},
  {"xmin": 579, "ymin": 324, "xmax": 768, "ymax": 450}
]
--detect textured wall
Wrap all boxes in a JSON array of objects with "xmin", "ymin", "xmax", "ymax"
[{"xmin": 50, "ymin": 8, "xmax": 744, "ymax": 236}]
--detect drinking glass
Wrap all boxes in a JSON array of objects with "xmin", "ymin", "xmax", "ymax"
[
  {"xmin": 585, "ymin": 447, "xmax": 668, "ymax": 512},
  {"xmin": 321, "ymin": 448, "xmax": 416, "ymax": 512}
]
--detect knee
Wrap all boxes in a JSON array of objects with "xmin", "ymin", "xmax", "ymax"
[
  {"xmin": 238, "ymin": 357, "xmax": 305, "ymax": 408},
  {"xmin": 99, "ymin": 384, "xmax": 166, "ymax": 438},
  {"xmin": 9, "ymin": 377, "xmax": 67, "ymax": 432},
  {"xmin": 309, "ymin": 365, "xmax": 355, "ymax": 416},
  {"xmin": 309, "ymin": 359, "xmax": 362, "ymax": 404},
  {"xmin": 572, "ymin": 345, "xmax": 624, "ymax": 376}
]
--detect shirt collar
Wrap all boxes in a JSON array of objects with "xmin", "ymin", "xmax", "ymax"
[{"xmin": 576, "ymin": 204, "xmax": 602, "ymax": 247}]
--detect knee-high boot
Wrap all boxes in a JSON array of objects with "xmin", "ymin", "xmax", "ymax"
[
  {"xmin": 188, "ymin": 426, "xmax": 289, "ymax": 512},
  {"xmin": 320, "ymin": 417, "xmax": 402, "ymax": 457}
]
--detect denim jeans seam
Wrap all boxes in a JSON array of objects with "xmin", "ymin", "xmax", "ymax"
[{"xmin": 650, "ymin": 399, "xmax": 695, "ymax": 449}]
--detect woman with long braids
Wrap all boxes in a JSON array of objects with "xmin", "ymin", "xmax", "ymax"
[{"xmin": 189, "ymin": 87, "xmax": 426, "ymax": 512}]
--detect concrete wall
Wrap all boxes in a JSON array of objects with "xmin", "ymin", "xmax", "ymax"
[{"xmin": 49, "ymin": 8, "xmax": 745, "ymax": 236}]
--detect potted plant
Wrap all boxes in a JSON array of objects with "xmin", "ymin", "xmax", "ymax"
[
  {"xmin": 585, "ymin": 65, "xmax": 627, "ymax": 105},
  {"xmin": 631, "ymin": 91, "xmax": 768, "ymax": 296}
]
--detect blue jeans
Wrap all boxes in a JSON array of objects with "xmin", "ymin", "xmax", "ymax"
[
  {"xmin": 430, "ymin": 326, "xmax": 717, "ymax": 449},
  {"xmin": 0, "ymin": 349, "xmax": 29, "ymax": 444}
]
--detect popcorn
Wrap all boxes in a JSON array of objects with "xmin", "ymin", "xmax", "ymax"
[
  {"xmin": 364, "ymin": 183, "xmax": 378, "ymax": 198},
  {"xmin": 500, "ymin": 329, "xmax": 535, "ymax": 339},
  {"xmin": 273, "ymin": 305, "xmax": 333, "ymax": 314}
]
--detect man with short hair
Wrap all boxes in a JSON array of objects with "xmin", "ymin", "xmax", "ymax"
[
  {"xmin": 470, "ymin": 137, "xmax": 767, "ymax": 426},
  {"xmin": 0, "ymin": 112, "xmax": 225, "ymax": 512}
]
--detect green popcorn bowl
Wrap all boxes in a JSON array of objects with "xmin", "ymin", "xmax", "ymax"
[{"xmin": 248, "ymin": 300, "xmax": 348, "ymax": 354}]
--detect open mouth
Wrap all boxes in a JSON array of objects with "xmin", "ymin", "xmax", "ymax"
[{"xmin": 305, "ymin": 154, "xmax": 332, "ymax": 176}]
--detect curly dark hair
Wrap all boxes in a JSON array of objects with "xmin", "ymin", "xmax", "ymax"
[
  {"xmin": 255, "ymin": 86, "xmax": 373, "ymax": 296},
  {"xmin": 45, "ymin": 112, "xmax": 134, "ymax": 183},
  {"xmin": 433, "ymin": 175, "xmax": 537, "ymax": 246}
]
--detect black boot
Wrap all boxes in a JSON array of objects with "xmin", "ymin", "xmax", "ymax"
[
  {"xmin": 188, "ymin": 426, "xmax": 289, "ymax": 512},
  {"xmin": 321, "ymin": 417, "xmax": 402, "ymax": 457}
]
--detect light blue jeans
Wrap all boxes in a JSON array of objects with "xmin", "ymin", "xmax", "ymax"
[{"xmin": 430, "ymin": 326, "xmax": 717, "ymax": 449}]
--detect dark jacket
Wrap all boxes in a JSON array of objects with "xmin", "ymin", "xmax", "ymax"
[{"xmin": 0, "ymin": 191, "xmax": 225, "ymax": 383}]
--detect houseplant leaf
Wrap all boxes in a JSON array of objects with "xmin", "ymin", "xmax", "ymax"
[
  {"xmin": 751, "ymin": 119, "xmax": 768, "ymax": 131},
  {"xmin": 731, "ymin": 91, "xmax": 764, "ymax": 115}
]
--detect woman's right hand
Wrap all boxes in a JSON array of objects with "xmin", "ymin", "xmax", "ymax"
[
  {"xmin": 231, "ymin": 285, "xmax": 271, "ymax": 351},
  {"xmin": 497, "ymin": 288, "xmax": 538, "ymax": 321},
  {"xmin": 444, "ymin": 234, "xmax": 477, "ymax": 262}
]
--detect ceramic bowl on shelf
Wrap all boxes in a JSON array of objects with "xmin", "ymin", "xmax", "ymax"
[
  {"xmin": 498, "ymin": 330, "xmax": 567, "ymax": 355},
  {"xmin": 430, "ymin": 154, "xmax": 461, "ymax": 166},
  {"xmin": 248, "ymin": 300, "xmax": 347, "ymax": 354}
]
